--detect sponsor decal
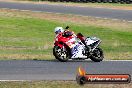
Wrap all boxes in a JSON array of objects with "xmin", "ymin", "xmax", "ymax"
[{"xmin": 76, "ymin": 67, "xmax": 131, "ymax": 85}]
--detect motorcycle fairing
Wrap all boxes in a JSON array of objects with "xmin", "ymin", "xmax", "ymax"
[
  {"xmin": 85, "ymin": 37, "xmax": 100, "ymax": 45},
  {"xmin": 54, "ymin": 33, "xmax": 76, "ymax": 49},
  {"xmin": 71, "ymin": 43, "xmax": 87, "ymax": 59}
]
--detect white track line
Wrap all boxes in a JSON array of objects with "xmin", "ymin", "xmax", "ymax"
[
  {"xmin": 105, "ymin": 60, "xmax": 132, "ymax": 61},
  {"xmin": 80, "ymin": 59, "xmax": 132, "ymax": 61}
]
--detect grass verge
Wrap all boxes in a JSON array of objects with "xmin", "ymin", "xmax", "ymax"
[
  {"xmin": 0, "ymin": 9, "xmax": 132, "ymax": 60},
  {"xmin": 0, "ymin": 81, "xmax": 132, "ymax": 88}
]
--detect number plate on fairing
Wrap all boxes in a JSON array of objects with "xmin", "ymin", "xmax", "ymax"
[{"xmin": 71, "ymin": 43, "xmax": 87, "ymax": 59}]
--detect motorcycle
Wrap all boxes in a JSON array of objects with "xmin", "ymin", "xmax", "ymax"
[{"xmin": 53, "ymin": 29, "xmax": 104, "ymax": 62}]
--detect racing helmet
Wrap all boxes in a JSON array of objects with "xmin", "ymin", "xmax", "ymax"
[{"xmin": 54, "ymin": 27, "xmax": 64, "ymax": 34}]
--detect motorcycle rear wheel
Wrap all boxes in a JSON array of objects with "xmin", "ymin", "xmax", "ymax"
[
  {"xmin": 90, "ymin": 47, "xmax": 104, "ymax": 62},
  {"xmin": 53, "ymin": 46, "xmax": 70, "ymax": 62}
]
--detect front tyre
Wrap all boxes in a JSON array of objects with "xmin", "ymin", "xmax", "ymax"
[
  {"xmin": 90, "ymin": 47, "xmax": 104, "ymax": 62},
  {"xmin": 53, "ymin": 46, "xmax": 70, "ymax": 62}
]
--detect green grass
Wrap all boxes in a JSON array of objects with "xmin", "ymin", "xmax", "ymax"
[{"xmin": 0, "ymin": 11, "xmax": 132, "ymax": 60}]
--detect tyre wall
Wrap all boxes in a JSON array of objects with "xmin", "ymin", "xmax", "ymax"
[{"xmin": 48, "ymin": 0, "xmax": 132, "ymax": 4}]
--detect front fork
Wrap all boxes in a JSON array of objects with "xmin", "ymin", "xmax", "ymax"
[{"xmin": 87, "ymin": 40, "xmax": 101, "ymax": 57}]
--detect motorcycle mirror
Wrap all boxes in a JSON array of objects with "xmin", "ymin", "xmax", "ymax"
[{"xmin": 65, "ymin": 26, "xmax": 69, "ymax": 29}]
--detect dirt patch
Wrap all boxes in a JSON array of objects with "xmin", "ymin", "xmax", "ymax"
[
  {"xmin": 0, "ymin": 81, "xmax": 132, "ymax": 88},
  {"xmin": 106, "ymin": 52, "xmax": 132, "ymax": 60},
  {"xmin": 0, "ymin": 8, "xmax": 132, "ymax": 32},
  {"xmin": 0, "ymin": 54, "xmax": 53, "ymax": 60},
  {"xmin": 31, "ymin": 12, "xmax": 132, "ymax": 32}
]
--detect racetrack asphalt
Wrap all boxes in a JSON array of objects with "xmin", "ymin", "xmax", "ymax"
[
  {"xmin": 0, "ymin": 1, "xmax": 132, "ymax": 21},
  {"xmin": 0, "ymin": 1, "xmax": 132, "ymax": 81},
  {"xmin": 0, "ymin": 60, "xmax": 132, "ymax": 81}
]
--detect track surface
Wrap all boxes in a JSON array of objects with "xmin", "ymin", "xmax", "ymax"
[
  {"xmin": 0, "ymin": 1, "xmax": 132, "ymax": 81},
  {"xmin": 0, "ymin": 60, "xmax": 132, "ymax": 80},
  {"xmin": 0, "ymin": 1, "xmax": 132, "ymax": 21}
]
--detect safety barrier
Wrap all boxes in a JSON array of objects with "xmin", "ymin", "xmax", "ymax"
[{"xmin": 47, "ymin": 0, "xmax": 132, "ymax": 4}]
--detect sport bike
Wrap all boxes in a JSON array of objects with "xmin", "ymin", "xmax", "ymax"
[{"xmin": 53, "ymin": 32, "xmax": 104, "ymax": 62}]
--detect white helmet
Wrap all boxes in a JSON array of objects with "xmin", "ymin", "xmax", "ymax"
[{"xmin": 54, "ymin": 27, "xmax": 64, "ymax": 34}]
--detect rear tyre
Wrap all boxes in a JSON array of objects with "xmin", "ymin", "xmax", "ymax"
[
  {"xmin": 90, "ymin": 47, "xmax": 104, "ymax": 62},
  {"xmin": 53, "ymin": 46, "xmax": 70, "ymax": 62}
]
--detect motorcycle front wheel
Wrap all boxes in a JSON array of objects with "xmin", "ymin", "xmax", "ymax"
[
  {"xmin": 90, "ymin": 47, "xmax": 104, "ymax": 62},
  {"xmin": 53, "ymin": 46, "xmax": 70, "ymax": 62}
]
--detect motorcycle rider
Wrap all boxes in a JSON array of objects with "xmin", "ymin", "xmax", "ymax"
[
  {"xmin": 54, "ymin": 27, "xmax": 64, "ymax": 35},
  {"xmin": 54, "ymin": 26, "xmax": 75, "ymax": 37},
  {"xmin": 54, "ymin": 26, "xmax": 90, "ymax": 52}
]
